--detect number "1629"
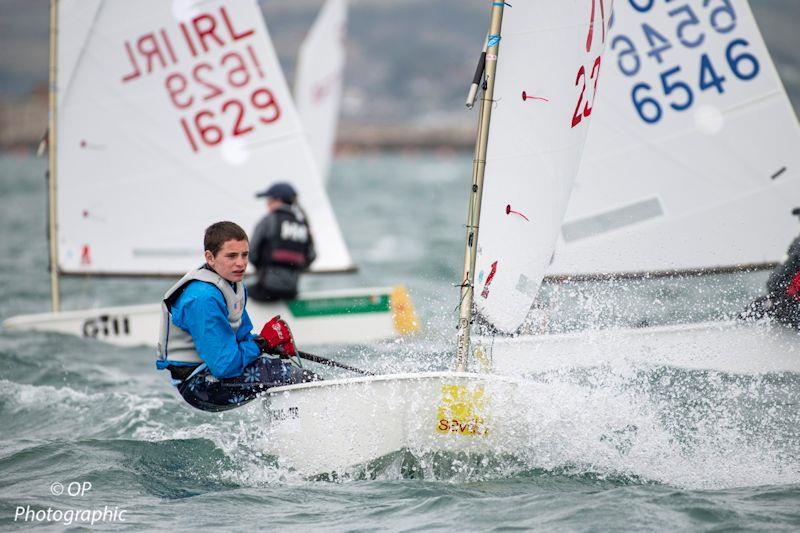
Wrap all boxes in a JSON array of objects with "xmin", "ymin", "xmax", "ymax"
[{"xmin": 179, "ymin": 87, "xmax": 281, "ymax": 152}]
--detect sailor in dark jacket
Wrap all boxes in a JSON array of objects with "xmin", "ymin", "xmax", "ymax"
[
  {"xmin": 249, "ymin": 182, "xmax": 316, "ymax": 302},
  {"xmin": 740, "ymin": 208, "xmax": 800, "ymax": 329}
]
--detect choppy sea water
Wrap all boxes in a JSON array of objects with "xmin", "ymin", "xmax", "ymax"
[{"xmin": 0, "ymin": 153, "xmax": 799, "ymax": 531}]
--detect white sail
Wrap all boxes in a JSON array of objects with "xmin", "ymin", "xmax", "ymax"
[
  {"xmin": 56, "ymin": 0, "xmax": 354, "ymax": 275},
  {"xmin": 474, "ymin": 1, "xmax": 612, "ymax": 332},
  {"xmin": 550, "ymin": 0, "xmax": 800, "ymax": 276},
  {"xmin": 294, "ymin": 0, "xmax": 347, "ymax": 182}
]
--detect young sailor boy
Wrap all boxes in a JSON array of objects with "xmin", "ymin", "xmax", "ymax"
[{"xmin": 156, "ymin": 221, "xmax": 316, "ymax": 411}]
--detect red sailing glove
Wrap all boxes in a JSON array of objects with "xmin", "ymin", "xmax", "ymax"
[{"xmin": 258, "ymin": 315, "xmax": 297, "ymax": 358}]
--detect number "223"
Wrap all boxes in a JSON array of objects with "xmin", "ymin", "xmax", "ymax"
[
  {"xmin": 572, "ymin": 0, "xmax": 606, "ymax": 129},
  {"xmin": 571, "ymin": 56, "xmax": 602, "ymax": 128}
]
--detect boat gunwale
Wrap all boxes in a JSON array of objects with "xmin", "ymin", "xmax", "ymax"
[{"xmin": 265, "ymin": 371, "xmax": 518, "ymax": 395}]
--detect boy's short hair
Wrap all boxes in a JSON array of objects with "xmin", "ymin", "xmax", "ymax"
[{"xmin": 204, "ymin": 221, "xmax": 248, "ymax": 256}]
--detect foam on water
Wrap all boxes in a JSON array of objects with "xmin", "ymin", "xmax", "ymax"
[
  {"xmin": 509, "ymin": 366, "xmax": 800, "ymax": 490},
  {"xmin": 135, "ymin": 363, "xmax": 798, "ymax": 490},
  {"xmin": 2, "ymin": 319, "xmax": 795, "ymax": 490}
]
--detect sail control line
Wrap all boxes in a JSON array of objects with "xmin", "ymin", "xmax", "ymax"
[
  {"xmin": 297, "ymin": 351, "xmax": 373, "ymax": 376},
  {"xmin": 455, "ymin": 1, "xmax": 505, "ymax": 372}
]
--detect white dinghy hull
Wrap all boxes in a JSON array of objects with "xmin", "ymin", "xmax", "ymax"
[
  {"xmin": 484, "ymin": 320, "xmax": 800, "ymax": 376},
  {"xmin": 261, "ymin": 372, "xmax": 522, "ymax": 476},
  {"xmin": 2, "ymin": 286, "xmax": 418, "ymax": 347}
]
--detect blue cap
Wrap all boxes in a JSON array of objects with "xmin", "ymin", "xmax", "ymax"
[{"xmin": 256, "ymin": 182, "xmax": 297, "ymax": 203}]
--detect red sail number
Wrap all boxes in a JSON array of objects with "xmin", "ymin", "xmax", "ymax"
[
  {"xmin": 571, "ymin": 56, "xmax": 602, "ymax": 128},
  {"xmin": 586, "ymin": 0, "xmax": 608, "ymax": 52}
]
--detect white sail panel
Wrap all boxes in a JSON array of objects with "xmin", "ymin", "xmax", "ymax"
[
  {"xmin": 56, "ymin": 0, "xmax": 354, "ymax": 275},
  {"xmin": 58, "ymin": 0, "xmax": 102, "ymax": 108},
  {"xmin": 475, "ymin": 1, "xmax": 612, "ymax": 332},
  {"xmin": 294, "ymin": 0, "xmax": 347, "ymax": 182},
  {"xmin": 550, "ymin": 0, "xmax": 800, "ymax": 276}
]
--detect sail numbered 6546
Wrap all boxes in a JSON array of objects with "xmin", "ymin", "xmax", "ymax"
[{"xmin": 552, "ymin": 0, "xmax": 800, "ymax": 276}]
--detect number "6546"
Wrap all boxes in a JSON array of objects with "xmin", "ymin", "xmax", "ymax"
[{"xmin": 631, "ymin": 38, "xmax": 759, "ymax": 124}]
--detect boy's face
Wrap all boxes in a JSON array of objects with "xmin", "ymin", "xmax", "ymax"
[{"xmin": 205, "ymin": 239, "xmax": 249, "ymax": 283}]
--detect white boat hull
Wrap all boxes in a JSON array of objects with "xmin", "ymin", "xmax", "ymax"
[
  {"xmin": 261, "ymin": 372, "xmax": 522, "ymax": 476},
  {"xmin": 2, "ymin": 286, "xmax": 418, "ymax": 347},
  {"xmin": 482, "ymin": 320, "xmax": 800, "ymax": 376}
]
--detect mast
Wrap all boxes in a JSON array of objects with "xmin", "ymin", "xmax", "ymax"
[
  {"xmin": 47, "ymin": 0, "xmax": 61, "ymax": 312},
  {"xmin": 455, "ymin": 1, "xmax": 505, "ymax": 372}
]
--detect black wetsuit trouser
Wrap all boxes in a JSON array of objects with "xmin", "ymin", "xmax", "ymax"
[
  {"xmin": 740, "ymin": 293, "xmax": 800, "ymax": 330},
  {"xmin": 176, "ymin": 355, "xmax": 318, "ymax": 412},
  {"xmin": 773, "ymin": 296, "xmax": 800, "ymax": 329}
]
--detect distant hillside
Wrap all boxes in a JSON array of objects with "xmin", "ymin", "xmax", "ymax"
[
  {"xmin": 0, "ymin": 0, "xmax": 798, "ymax": 128},
  {"xmin": 267, "ymin": 0, "xmax": 800, "ymax": 125}
]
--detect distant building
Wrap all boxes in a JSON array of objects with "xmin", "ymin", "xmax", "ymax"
[{"xmin": 0, "ymin": 84, "xmax": 47, "ymax": 151}]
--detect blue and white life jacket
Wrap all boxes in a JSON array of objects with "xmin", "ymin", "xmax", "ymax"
[{"xmin": 156, "ymin": 266, "xmax": 245, "ymax": 370}]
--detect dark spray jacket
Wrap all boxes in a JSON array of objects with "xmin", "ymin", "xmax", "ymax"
[
  {"xmin": 767, "ymin": 234, "xmax": 800, "ymax": 299},
  {"xmin": 250, "ymin": 203, "xmax": 316, "ymax": 296}
]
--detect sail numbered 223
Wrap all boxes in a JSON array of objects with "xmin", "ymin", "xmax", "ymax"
[{"xmin": 474, "ymin": 1, "xmax": 614, "ymax": 332}]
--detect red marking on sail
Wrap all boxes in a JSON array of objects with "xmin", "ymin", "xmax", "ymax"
[
  {"xmin": 161, "ymin": 29, "xmax": 178, "ymax": 64},
  {"xmin": 505, "ymin": 204, "xmax": 530, "ymax": 221},
  {"xmin": 79, "ymin": 140, "xmax": 105, "ymax": 150},
  {"xmin": 586, "ymin": 0, "xmax": 607, "ymax": 52},
  {"xmin": 82, "ymin": 210, "xmax": 89, "ymax": 218},
  {"xmin": 314, "ymin": 83, "xmax": 332, "ymax": 103},
  {"xmin": 81, "ymin": 245, "xmax": 92, "ymax": 265},
  {"xmin": 481, "ymin": 261, "xmax": 498, "ymax": 299},
  {"xmin": 246, "ymin": 44, "xmax": 264, "ymax": 78},
  {"xmin": 787, "ymin": 271, "xmax": 800, "ymax": 299},
  {"xmin": 600, "ymin": 0, "xmax": 606, "ymax": 43},
  {"xmin": 521, "ymin": 91, "xmax": 549, "ymax": 102}
]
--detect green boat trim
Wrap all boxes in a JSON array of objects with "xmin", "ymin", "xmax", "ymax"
[{"xmin": 288, "ymin": 294, "xmax": 391, "ymax": 318}]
